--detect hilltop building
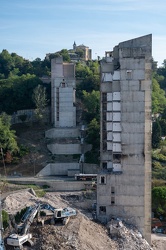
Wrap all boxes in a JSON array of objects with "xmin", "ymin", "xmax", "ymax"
[
  {"xmin": 46, "ymin": 42, "xmax": 92, "ymax": 62},
  {"xmin": 68, "ymin": 41, "xmax": 92, "ymax": 61},
  {"xmin": 97, "ymin": 34, "xmax": 152, "ymax": 244}
]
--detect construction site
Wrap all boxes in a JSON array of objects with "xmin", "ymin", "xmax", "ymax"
[
  {"xmin": 0, "ymin": 183, "xmax": 165, "ymax": 250},
  {"xmin": 1, "ymin": 34, "xmax": 166, "ymax": 249}
]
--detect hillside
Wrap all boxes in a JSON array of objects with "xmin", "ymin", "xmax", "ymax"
[{"xmin": 0, "ymin": 123, "xmax": 51, "ymax": 177}]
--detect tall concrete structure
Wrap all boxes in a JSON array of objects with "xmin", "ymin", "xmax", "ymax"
[
  {"xmin": 51, "ymin": 57, "xmax": 76, "ymax": 127},
  {"xmin": 97, "ymin": 34, "xmax": 152, "ymax": 244},
  {"xmin": 42, "ymin": 57, "xmax": 92, "ymax": 177}
]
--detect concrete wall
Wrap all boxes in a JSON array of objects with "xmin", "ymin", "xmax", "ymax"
[
  {"xmin": 8, "ymin": 179, "xmax": 87, "ymax": 191},
  {"xmin": 37, "ymin": 163, "xmax": 80, "ymax": 176},
  {"xmin": 37, "ymin": 163, "xmax": 99, "ymax": 176},
  {"xmin": 45, "ymin": 127, "xmax": 80, "ymax": 138},
  {"xmin": 47, "ymin": 143, "xmax": 82, "ymax": 154}
]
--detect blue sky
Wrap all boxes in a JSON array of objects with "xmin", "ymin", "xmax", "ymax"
[{"xmin": 0, "ymin": 0, "xmax": 166, "ymax": 66}]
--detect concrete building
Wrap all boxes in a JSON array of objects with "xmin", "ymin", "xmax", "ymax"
[
  {"xmin": 42, "ymin": 57, "xmax": 93, "ymax": 177},
  {"xmin": 50, "ymin": 57, "xmax": 76, "ymax": 127},
  {"xmin": 97, "ymin": 34, "xmax": 152, "ymax": 244},
  {"xmin": 73, "ymin": 42, "xmax": 92, "ymax": 61},
  {"xmin": 68, "ymin": 42, "xmax": 92, "ymax": 62}
]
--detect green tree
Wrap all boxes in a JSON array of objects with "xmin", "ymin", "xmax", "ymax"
[
  {"xmin": 75, "ymin": 62, "xmax": 92, "ymax": 78},
  {"xmin": 82, "ymin": 90, "xmax": 100, "ymax": 123},
  {"xmin": 2, "ymin": 210, "xmax": 9, "ymax": 229},
  {"xmin": 75, "ymin": 48, "xmax": 84, "ymax": 58},
  {"xmin": 152, "ymin": 186, "xmax": 166, "ymax": 217},
  {"xmin": 0, "ymin": 113, "xmax": 18, "ymax": 155},
  {"xmin": 33, "ymin": 85, "xmax": 48, "ymax": 121},
  {"xmin": 60, "ymin": 49, "xmax": 70, "ymax": 62},
  {"xmin": 158, "ymin": 119, "xmax": 166, "ymax": 136},
  {"xmin": 0, "ymin": 74, "xmax": 42, "ymax": 114},
  {"xmin": 86, "ymin": 118, "xmax": 100, "ymax": 147},
  {"xmin": 0, "ymin": 49, "xmax": 15, "ymax": 78},
  {"xmin": 152, "ymin": 78, "xmax": 166, "ymax": 114},
  {"xmin": 152, "ymin": 120, "xmax": 161, "ymax": 148},
  {"xmin": 85, "ymin": 118, "xmax": 100, "ymax": 164}
]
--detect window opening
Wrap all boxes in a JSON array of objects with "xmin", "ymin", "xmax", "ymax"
[
  {"xmin": 103, "ymin": 142, "xmax": 107, "ymax": 151},
  {"xmin": 102, "ymin": 93, "xmax": 107, "ymax": 102},
  {"xmin": 111, "ymin": 186, "xmax": 115, "ymax": 194},
  {"xmin": 111, "ymin": 197, "xmax": 115, "ymax": 205},
  {"xmin": 102, "ymin": 162, "xmax": 107, "ymax": 169},
  {"xmin": 99, "ymin": 206, "xmax": 106, "ymax": 214},
  {"xmin": 113, "ymin": 154, "xmax": 121, "ymax": 163},
  {"xmin": 126, "ymin": 70, "xmax": 132, "ymax": 80},
  {"xmin": 100, "ymin": 176, "xmax": 106, "ymax": 184}
]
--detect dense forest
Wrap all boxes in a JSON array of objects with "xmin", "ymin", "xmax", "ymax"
[{"xmin": 1, "ymin": 49, "xmax": 166, "ymax": 219}]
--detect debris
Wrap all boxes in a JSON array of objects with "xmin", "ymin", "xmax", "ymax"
[{"xmin": 1, "ymin": 190, "xmax": 166, "ymax": 249}]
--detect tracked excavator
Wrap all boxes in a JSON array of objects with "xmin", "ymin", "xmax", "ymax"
[
  {"xmin": 7, "ymin": 204, "xmax": 40, "ymax": 249},
  {"xmin": 6, "ymin": 203, "xmax": 76, "ymax": 249}
]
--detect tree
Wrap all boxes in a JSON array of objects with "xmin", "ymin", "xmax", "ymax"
[
  {"xmin": 152, "ymin": 78, "xmax": 166, "ymax": 114},
  {"xmin": 152, "ymin": 120, "xmax": 161, "ymax": 148},
  {"xmin": 158, "ymin": 119, "xmax": 166, "ymax": 136},
  {"xmin": 75, "ymin": 62, "xmax": 92, "ymax": 78},
  {"xmin": 0, "ymin": 113, "xmax": 18, "ymax": 155},
  {"xmin": 82, "ymin": 90, "xmax": 100, "ymax": 123},
  {"xmin": 75, "ymin": 48, "xmax": 84, "ymax": 58},
  {"xmin": 0, "ymin": 74, "xmax": 42, "ymax": 114},
  {"xmin": 86, "ymin": 118, "xmax": 100, "ymax": 147},
  {"xmin": 0, "ymin": 49, "xmax": 15, "ymax": 78},
  {"xmin": 85, "ymin": 118, "xmax": 100, "ymax": 164},
  {"xmin": 32, "ymin": 85, "xmax": 48, "ymax": 121},
  {"xmin": 152, "ymin": 186, "xmax": 166, "ymax": 217}
]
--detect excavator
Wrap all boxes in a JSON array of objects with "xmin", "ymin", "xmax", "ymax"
[
  {"xmin": 6, "ymin": 203, "xmax": 76, "ymax": 249},
  {"xmin": 7, "ymin": 204, "xmax": 40, "ymax": 249}
]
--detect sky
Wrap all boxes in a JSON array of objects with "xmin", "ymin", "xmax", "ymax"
[{"xmin": 0, "ymin": 0, "xmax": 166, "ymax": 66}]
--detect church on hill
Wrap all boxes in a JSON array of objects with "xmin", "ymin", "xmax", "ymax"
[{"xmin": 68, "ymin": 41, "xmax": 92, "ymax": 61}]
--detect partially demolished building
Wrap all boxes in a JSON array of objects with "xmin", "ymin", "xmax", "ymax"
[{"xmin": 97, "ymin": 34, "xmax": 152, "ymax": 243}]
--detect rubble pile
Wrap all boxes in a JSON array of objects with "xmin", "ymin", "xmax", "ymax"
[
  {"xmin": 30, "ymin": 213, "xmax": 118, "ymax": 250},
  {"xmin": 108, "ymin": 219, "xmax": 152, "ymax": 250},
  {"xmin": 1, "ymin": 189, "xmax": 166, "ymax": 249}
]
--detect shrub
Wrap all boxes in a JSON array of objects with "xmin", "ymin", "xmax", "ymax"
[
  {"xmin": 15, "ymin": 207, "xmax": 27, "ymax": 223},
  {"xmin": 2, "ymin": 210, "xmax": 9, "ymax": 229},
  {"xmin": 160, "ymin": 146, "xmax": 166, "ymax": 156}
]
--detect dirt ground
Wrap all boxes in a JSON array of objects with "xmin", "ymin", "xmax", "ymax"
[{"xmin": 151, "ymin": 233, "xmax": 166, "ymax": 250}]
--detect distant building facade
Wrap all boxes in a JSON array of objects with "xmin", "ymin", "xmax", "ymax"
[{"xmin": 97, "ymin": 35, "xmax": 152, "ymax": 244}]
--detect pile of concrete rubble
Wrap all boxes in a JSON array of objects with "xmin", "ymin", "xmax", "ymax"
[
  {"xmin": 1, "ymin": 189, "xmax": 161, "ymax": 249},
  {"xmin": 108, "ymin": 218, "xmax": 152, "ymax": 250}
]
